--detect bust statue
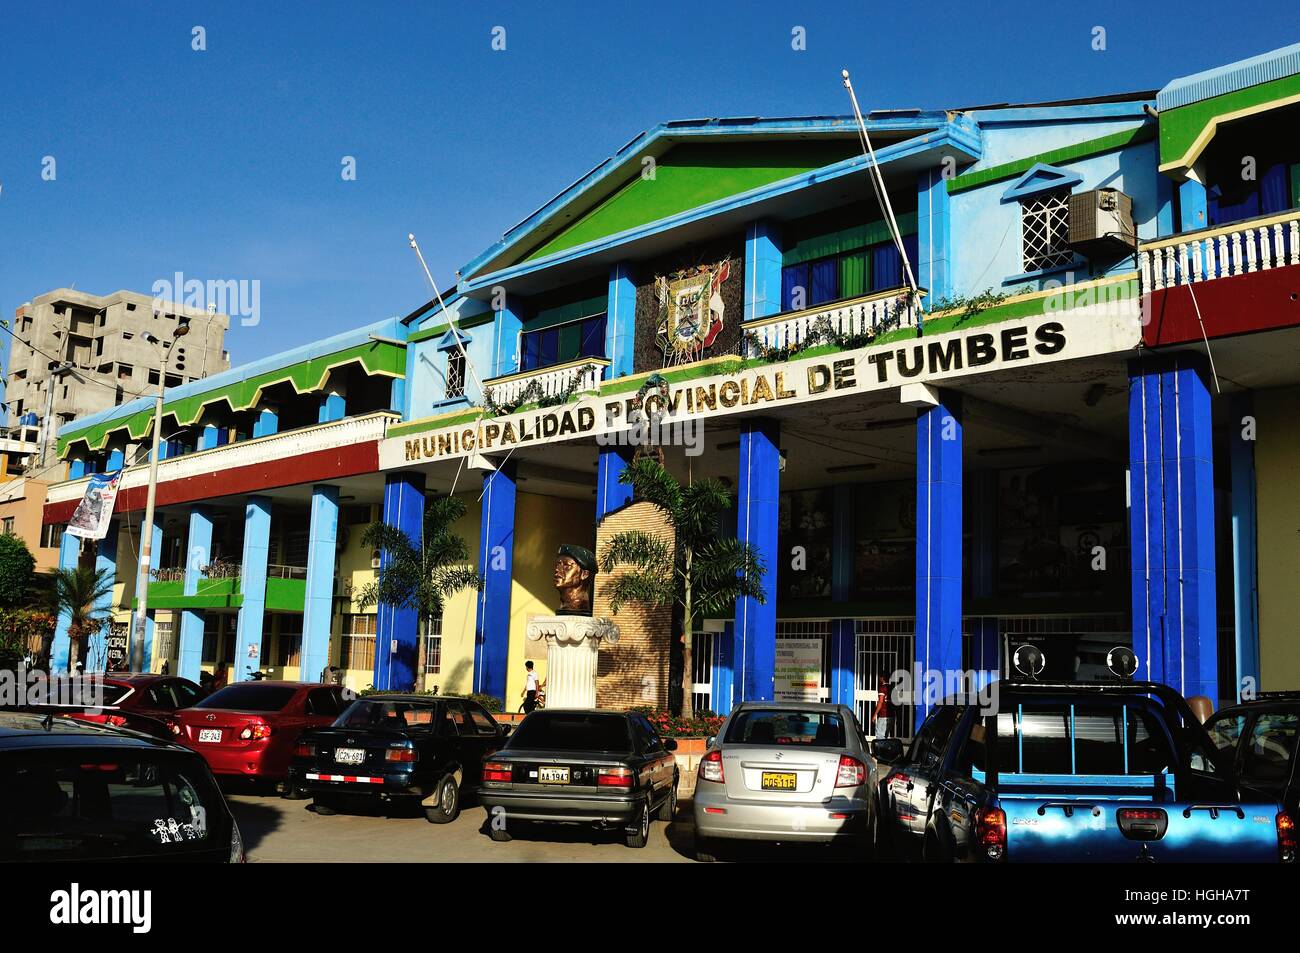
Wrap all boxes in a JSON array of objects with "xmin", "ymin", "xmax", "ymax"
[{"xmin": 554, "ymin": 543, "xmax": 596, "ymax": 615}]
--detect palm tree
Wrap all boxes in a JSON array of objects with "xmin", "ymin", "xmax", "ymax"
[
  {"xmin": 48, "ymin": 566, "xmax": 116, "ymax": 672},
  {"xmin": 355, "ymin": 495, "xmax": 481, "ymax": 691},
  {"xmin": 598, "ymin": 457, "xmax": 766, "ymax": 718}
]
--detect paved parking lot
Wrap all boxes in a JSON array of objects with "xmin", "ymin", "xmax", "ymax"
[{"xmin": 226, "ymin": 791, "xmax": 874, "ymax": 863}]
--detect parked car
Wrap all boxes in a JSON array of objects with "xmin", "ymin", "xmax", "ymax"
[
  {"xmin": 288, "ymin": 694, "xmax": 505, "ymax": 822},
  {"xmin": 692, "ymin": 701, "xmax": 878, "ymax": 861},
  {"xmin": 0, "ymin": 710, "xmax": 243, "ymax": 862},
  {"xmin": 169, "ymin": 681, "xmax": 350, "ymax": 786},
  {"xmin": 1205, "ymin": 691, "xmax": 1299, "ymax": 820},
  {"xmin": 478, "ymin": 709, "xmax": 678, "ymax": 848},
  {"xmin": 20, "ymin": 674, "xmax": 208, "ymax": 739},
  {"xmin": 875, "ymin": 679, "xmax": 1296, "ymax": 863}
]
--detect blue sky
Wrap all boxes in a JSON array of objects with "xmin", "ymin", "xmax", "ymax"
[{"xmin": 1, "ymin": 1, "xmax": 1295, "ymax": 367}]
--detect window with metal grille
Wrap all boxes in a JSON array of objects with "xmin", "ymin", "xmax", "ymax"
[
  {"xmin": 445, "ymin": 350, "xmax": 466, "ymax": 399},
  {"xmin": 1020, "ymin": 190, "xmax": 1073, "ymax": 272},
  {"xmin": 424, "ymin": 616, "xmax": 443, "ymax": 674},
  {"xmin": 340, "ymin": 614, "xmax": 376, "ymax": 671}
]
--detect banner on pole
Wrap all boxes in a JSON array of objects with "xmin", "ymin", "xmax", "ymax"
[{"xmin": 65, "ymin": 471, "xmax": 122, "ymax": 541}]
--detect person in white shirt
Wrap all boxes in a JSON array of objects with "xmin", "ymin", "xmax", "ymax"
[{"xmin": 521, "ymin": 661, "xmax": 545, "ymax": 713}]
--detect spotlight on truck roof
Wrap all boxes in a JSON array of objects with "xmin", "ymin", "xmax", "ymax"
[
  {"xmin": 1107, "ymin": 646, "xmax": 1139, "ymax": 680},
  {"xmin": 1012, "ymin": 644, "xmax": 1045, "ymax": 680}
]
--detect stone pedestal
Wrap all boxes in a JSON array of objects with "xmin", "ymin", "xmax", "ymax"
[{"xmin": 526, "ymin": 615, "xmax": 620, "ymax": 709}]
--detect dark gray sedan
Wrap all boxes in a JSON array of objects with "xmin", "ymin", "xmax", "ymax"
[{"xmin": 477, "ymin": 709, "xmax": 678, "ymax": 848}]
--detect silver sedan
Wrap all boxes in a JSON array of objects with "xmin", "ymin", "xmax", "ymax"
[{"xmin": 692, "ymin": 701, "xmax": 880, "ymax": 861}]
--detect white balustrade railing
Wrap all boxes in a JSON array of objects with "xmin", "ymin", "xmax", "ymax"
[
  {"xmin": 483, "ymin": 357, "xmax": 609, "ymax": 407},
  {"xmin": 1139, "ymin": 209, "xmax": 1300, "ymax": 291},
  {"xmin": 743, "ymin": 287, "xmax": 921, "ymax": 353}
]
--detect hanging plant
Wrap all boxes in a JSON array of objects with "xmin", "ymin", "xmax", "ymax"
[{"xmin": 480, "ymin": 362, "xmax": 600, "ymax": 417}]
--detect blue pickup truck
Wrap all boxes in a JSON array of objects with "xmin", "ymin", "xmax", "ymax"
[{"xmin": 875, "ymin": 679, "xmax": 1296, "ymax": 863}]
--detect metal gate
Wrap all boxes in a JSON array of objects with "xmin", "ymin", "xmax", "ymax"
[
  {"xmin": 853, "ymin": 617, "xmax": 916, "ymax": 738},
  {"xmin": 691, "ymin": 630, "xmax": 714, "ymax": 714}
]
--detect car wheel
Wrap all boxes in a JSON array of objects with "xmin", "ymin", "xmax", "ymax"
[
  {"xmin": 656, "ymin": 781, "xmax": 678, "ymax": 822},
  {"xmin": 424, "ymin": 775, "xmax": 461, "ymax": 824},
  {"xmin": 488, "ymin": 826, "xmax": 512, "ymax": 843},
  {"xmin": 695, "ymin": 834, "xmax": 719, "ymax": 863},
  {"xmin": 625, "ymin": 801, "xmax": 651, "ymax": 848},
  {"xmin": 281, "ymin": 781, "xmax": 311, "ymax": 800}
]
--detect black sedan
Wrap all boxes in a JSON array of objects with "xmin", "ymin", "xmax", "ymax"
[
  {"xmin": 478, "ymin": 709, "xmax": 678, "ymax": 848},
  {"xmin": 0, "ymin": 711, "xmax": 243, "ymax": 862},
  {"xmin": 288, "ymin": 694, "xmax": 505, "ymax": 823},
  {"xmin": 1205, "ymin": 691, "xmax": 1300, "ymax": 820}
]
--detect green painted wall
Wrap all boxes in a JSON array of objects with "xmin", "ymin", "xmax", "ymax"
[
  {"xmin": 132, "ymin": 574, "xmax": 305, "ymax": 611},
  {"xmin": 948, "ymin": 125, "xmax": 1154, "ymax": 194},
  {"xmin": 522, "ymin": 140, "xmax": 861, "ymax": 263},
  {"xmin": 1159, "ymin": 73, "xmax": 1300, "ymax": 167}
]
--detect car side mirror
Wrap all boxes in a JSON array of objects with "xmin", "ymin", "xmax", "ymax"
[
  {"xmin": 664, "ymin": 738, "xmax": 678, "ymax": 752},
  {"xmin": 874, "ymin": 738, "xmax": 904, "ymax": 764}
]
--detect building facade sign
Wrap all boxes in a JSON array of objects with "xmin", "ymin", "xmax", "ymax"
[{"xmin": 382, "ymin": 304, "xmax": 1139, "ymax": 470}]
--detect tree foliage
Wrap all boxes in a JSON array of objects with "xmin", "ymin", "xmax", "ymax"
[{"xmin": 0, "ymin": 533, "xmax": 36, "ymax": 608}]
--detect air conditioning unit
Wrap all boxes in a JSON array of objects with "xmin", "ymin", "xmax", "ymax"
[{"xmin": 1068, "ymin": 188, "xmax": 1136, "ymax": 256}]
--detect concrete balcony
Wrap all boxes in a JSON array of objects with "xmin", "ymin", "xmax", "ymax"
[
  {"xmin": 1140, "ymin": 208, "xmax": 1300, "ymax": 291},
  {"xmin": 47, "ymin": 411, "xmax": 397, "ymax": 508},
  {"xmin": 742, "ymin": 286, "xmax": 923, "ymax": 353},
  {"xmin": 482, "ymin": 356, "xmax": 609, "ymax": 408}
]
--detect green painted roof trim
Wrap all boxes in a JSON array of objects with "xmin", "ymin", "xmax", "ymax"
[
  {"xmin": 407, "ymin": 312, "xmax": 495, "ymax": 345},
  {"xmin": 947, "ymin": 125, "xmax": 1155, "ymax": 194},
  {"xmin": 59, "ymin": 340, "xmax": 406, "ymax": 456},
  {"xmin": 522, "ymin": 141, "xmax": 863, "ymax": 263},
  {"xmin": 1159, "ymin": 72, "xmax": 1300, "ymax": 167}
]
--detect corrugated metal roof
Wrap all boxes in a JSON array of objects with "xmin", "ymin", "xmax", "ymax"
[{"xmin": 1158, "ymin": 42, "xmax": 1300, "ymax": 111}]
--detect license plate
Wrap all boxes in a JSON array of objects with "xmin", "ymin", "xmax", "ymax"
[
  {"xmin": 335, "ymin": 748, "xmax": 365, "ymax": 765},
  {"xmin": 538, "ymin": 766, "xmax": 570, "ymax": 784},
  {"xmin": 198, "ymin": 728, "xmax": 222, "ymax": 744},
  {"xmin": 761, "ymin": 771, "xmax": 798, "ymax": 791}
]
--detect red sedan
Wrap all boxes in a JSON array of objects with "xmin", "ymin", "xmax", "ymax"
[
  {"xmin": 41, "ymin": 674, "xmax": 208, "ymax": 738},
  {"xmin": 170, "ymin": 681, "xmax": 351, "ymax": 784}
]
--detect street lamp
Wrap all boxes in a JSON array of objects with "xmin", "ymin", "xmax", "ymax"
[{"xmin": 129, "ymin": 322, "xmax": 190, "ymax": 673}]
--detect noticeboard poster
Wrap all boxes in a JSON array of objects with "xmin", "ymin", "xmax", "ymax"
[{"xmin": 774, "ymin": 639, "xmax": 822, "ymax": 702}]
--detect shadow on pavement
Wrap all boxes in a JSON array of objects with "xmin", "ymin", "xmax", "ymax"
[{"xmin": 225, "ymin": 797, "xmax": 285, "ymax": 853}]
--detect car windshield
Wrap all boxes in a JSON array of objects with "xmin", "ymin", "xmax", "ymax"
[
  {"xmin": 724, "ymin": 709, "xmax": 846, "ymax": 747},
  {"xmin": 334, "ymin": 700, "xmax": 438, "ymax": 729},
  {"xmin": 0, "ymin": 751, "xmax": 223, "ymax": 860},
  {"xmin": 195, "ymin": 684, "xmax": 296, "ymax": 713},
  {"xmin": 507, "ymin": 713, "xmax": 632, "ymax": 752}
]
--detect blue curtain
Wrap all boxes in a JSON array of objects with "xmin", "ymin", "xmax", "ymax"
[
  {"xmin": 1261, "ymin": 163, "xmax": 1289, "ymax": 214},
  {"xmin": 782, "ymin": 263, "xmax": 809, "ymax": 311},
  {"xmin": 810, "ymin": 258, "xmax": 838, "ymax": 305},
  {"xmin": 871, "ymin": 242, "xmax": 901, "ymax": 291}
]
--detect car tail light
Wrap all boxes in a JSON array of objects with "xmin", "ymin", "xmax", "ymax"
[
  {"xmin": 294, "ymin": 742, "xmax": 315, "ymax": 758},
  {"xmin": 976, "ymin": 807, "xmax": 1007, "ymax": 862},
  {"xmin": 166, "ymin": 719, "xmax": 181, "ymax": 736},
  {"xmin": 698, "ymin": 749, "xmax": 724, "ymax": 784},
  {"xmin": 482, "ymin": 761, "xmax": 513, "ymax": 783},
  {"xmin": 105, "ymin": 714, "xmax": 128, "ymax": 728},
  {"xmin": 1278, "ymin": 811, "xmax": 1297, "ymax": 864},
  {"xmin": 835, "ymin": 754, "xmax": 866, "ymax": 788},
  {"xmin": 239, "ymin": 722, "xmax": 272, "ymax": 741},
  {"xmin": 385, "ymin": 747, "xmax": 417, "ymax": 763},
  {"xmin": 597, "ymin": 766, "xmax": 634, "ymax": 789}
]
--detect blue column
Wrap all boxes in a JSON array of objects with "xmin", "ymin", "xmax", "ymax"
[
  {"xmin": 733, "ymin": 419, "xmax": 780, "ymax": 701},
  {"xmin": 177, "ymin": 506, "xmax": 213, "ymax": 683},
  {"xmin": 744, "ymin": 220, "xmax": 783, "ymax": 321},
  {"xmin": 596, "ymin": 445, "xmax": 633, "ymax": 519},
  {"xmin": 967, "ymin": 617, "xmax": 1000, "ymax": 692},
  {"xmin": 915, "ymin": 394, "xmax": 963, "ymax": 725},
  {"xmin": 831, "ymin": 484, "xmax": 853, "ymax": 603},
  {"xmin": 711, "ymin": 621, "xmax": 736, "ymax": 716},
  {"xmin": 1229, "ymin": 393, "xmax": 1259, "ymax": 700},
  {"xmin": 1178, "ymin": 178, "xmax": 1208, "ymax": 233},
  {"xmin": 198, "ymin": 424, "xmax": 219, "ymax": 450},
  {"xmin": 917, "ymin": 166, "xmax": 953, "ymax": 304},
  {"xmin": 106, "ymin": 448, "xmax": 125, "ymax": 471},
  {"xmin": 475, "ymin": 461, "xmax": 517, "ymax": 702},
  {"xmin": 1128, "ymin": 353, "xmax": 1217, "ymax": 703},
  {"xmin": 50, "ymin": 531, "xmax": 81, "ymax": 671},
  {"xmin": 491, "ymin": 300, "xmax": 525, "ymax": 378},
  {"xmin": 84, "ymin": 522, "xmax": 119, "ymax": 673},
  {"xmin": 374, "ymin": 472, "xmax": 426, "ymax": 691},
  {"xmin": 829, "ymin": 619, "xmax": 856, "ymax": 709},
  {"xmin": 301, "ymin": 485, "xmax": 339, "ymax": 682},
  {"xmin": 318, "ymin": 389, "xmax": 347, "ymax": 424},
  {"xmin": 969, "ymin": 470, "xmax": 997, "ymax": 600},
  {"xmin": 252, "ymin": 405, "xmax": 278, "ymax": 439},
  {"xmin": 69, "ymin": 459, "xmax": 86, "ymax": 479},
  {"xmin": 1156, "ymin": 174, "xmax": 1176, "ymax": 238},
  {"xmin": 233, "ymin": 496, "xmax": 272, "ymax": 682},
  {"xmin": 606, "ymin": 263, "xmax": 637, "ymax": 379}
]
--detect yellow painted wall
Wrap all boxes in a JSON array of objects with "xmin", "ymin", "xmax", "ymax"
[
  {"xmin": 503, "ymin": 492, "xmax": 595, "ymax": 709},
  {"xmin": 428, "ymin": 492, "xmax": 482, "ymax": 695},
  {"xmin": 1255, "ymin": 384, "xmax": 1300, "ymax": 691}
]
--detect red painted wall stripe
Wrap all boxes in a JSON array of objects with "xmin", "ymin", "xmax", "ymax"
[
  {"xmin": 43, "ymin": 441, "xmax": 379, "ymax": 524},
  {"xmin": 1143, "ymin": 263, "xmax": 1300, "ymax": 347}
]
